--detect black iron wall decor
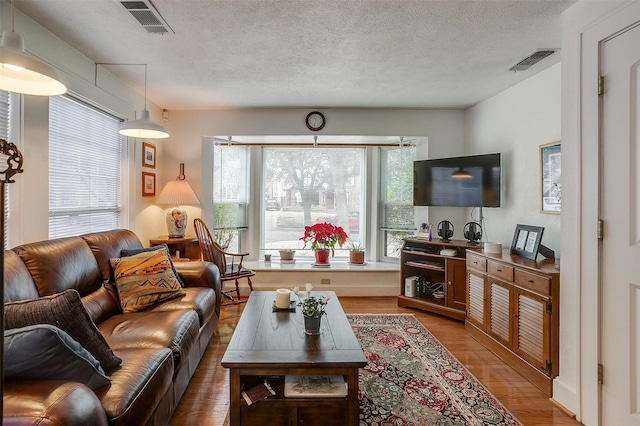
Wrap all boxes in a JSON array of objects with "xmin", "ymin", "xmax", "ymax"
[{"xmin": 0, "ymin": 138, "xmax": 25, "ymax": 415}]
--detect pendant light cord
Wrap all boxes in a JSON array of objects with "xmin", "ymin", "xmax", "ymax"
[
  {"xmin": 144, "ymin": 64, "xmax": 147, "ymax": 110},
  {"xmin": 10, "ymin": 0, "xmax": 15, "ymax": 32}
]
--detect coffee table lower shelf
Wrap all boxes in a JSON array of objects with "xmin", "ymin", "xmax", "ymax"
[
  {"xmin": 238, "ymin": 375, "xmax": 351, "ymax": 426},
  {"xmin": 240, "ymin": 377, "xmax": 348, "ymax": 426}
]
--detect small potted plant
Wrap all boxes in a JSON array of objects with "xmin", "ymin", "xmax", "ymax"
[
  {"xmin": 349, "ymin": 241, "xmax": 365, "ymax": 264},
  {"xmin": 279, "ymin": 249, "xmax": 296, "ymax": 262},
  {"xmin": 294, "ymin": 284, "xmax": 332, "ymax": 335}
]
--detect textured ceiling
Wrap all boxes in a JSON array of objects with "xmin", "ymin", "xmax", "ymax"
[{"xmin": 13, "ymin": 0, "xmax": 576, "ymax": 111}]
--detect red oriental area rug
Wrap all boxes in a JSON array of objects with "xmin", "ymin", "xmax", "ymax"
[{"xmin": 347, "ymin": 314, "xmax": 523, "ymax": 426}]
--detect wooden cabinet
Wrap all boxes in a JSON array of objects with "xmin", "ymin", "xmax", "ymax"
[
  {"xmin": 398, "ymin": 238, "xmax": 478, "ymax": 321},
  {"xmin": 465, "ymin": 249, "xmax": 559, "ymax": 396}
]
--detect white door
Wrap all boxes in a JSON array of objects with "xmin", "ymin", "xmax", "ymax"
[{"xmin": 601, "ymin": 21, "xmax": 640, "ymax": 425}]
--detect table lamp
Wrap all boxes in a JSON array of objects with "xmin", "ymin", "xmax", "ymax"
[{"xmin": 156, "ymin": 163, "xmax": 200, "ymax": 238}]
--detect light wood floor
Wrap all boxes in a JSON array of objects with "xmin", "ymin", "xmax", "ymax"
[{"xmin": 169, "ymin": 297, "xmax": 582, "ymax": 426}]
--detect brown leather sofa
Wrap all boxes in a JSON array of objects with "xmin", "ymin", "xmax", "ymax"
[{"xmin": 2, "ymin": 229, "xmax": 222, "ymax": 426}]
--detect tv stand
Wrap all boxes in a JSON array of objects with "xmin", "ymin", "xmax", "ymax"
[{"xmin": 398, "ymin": 238, "xmax": 476, "ymax": 321}]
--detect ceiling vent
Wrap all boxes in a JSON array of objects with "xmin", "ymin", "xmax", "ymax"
[
  {"xmin": 117, "ymin": 0, "xmax": 174, "ymax": 34},
  {"xmin": 508, "ymin": 49, "xmax": 556, "ymax": 72}
]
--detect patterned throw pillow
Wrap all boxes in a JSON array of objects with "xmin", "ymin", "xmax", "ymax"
[
  {"xmin": 120, "ymin": 243, "xmax": 185, "ymax": 287},
  {"xmin": 110, "ymin": 247, "xmax": 185, "ymax": 313}
]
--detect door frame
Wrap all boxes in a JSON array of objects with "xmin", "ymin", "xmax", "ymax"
[{"xmin": 578, "ymin": 2, "xmax": 640, "ymax": 424}]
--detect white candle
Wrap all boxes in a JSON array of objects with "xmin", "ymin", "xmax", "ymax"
[{"xmin": 275, "ymin": 288, "xmax": 291, "ymax": 309}]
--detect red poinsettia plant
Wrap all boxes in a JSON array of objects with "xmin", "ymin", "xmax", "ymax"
[{"xmin": 300, "ymin": 222, "xmax": 348, "ymax": 256}]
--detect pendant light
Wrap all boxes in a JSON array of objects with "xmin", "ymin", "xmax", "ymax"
[
  {"xmin": 118, "ymin": 64, "xmax": 169, "ymax": 139},
  {"xmin": 0, "ymin": 0, "xmax": 67, "ymax": 96}
]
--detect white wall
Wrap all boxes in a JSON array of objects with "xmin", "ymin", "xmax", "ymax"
[
  {"xmin": 466, "ymin": 63, "xmax": 574, "ymax": 411},
  {"xmin": 465, "ymin": 63, "xmax": 562, "ymax": 253}
]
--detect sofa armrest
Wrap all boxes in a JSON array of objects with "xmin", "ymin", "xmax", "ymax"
[
  {"xmin": 3, "ymin": 380, "xmax": 108, "ymax": 426},
  {"xmin": 173, "ymin": 261, "xmax": 222, "ymax": 318}
]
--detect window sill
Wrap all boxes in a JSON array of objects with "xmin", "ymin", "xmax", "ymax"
[{"xmin": 244, "ymin": 260, "xmax": 399, "ymax": 271}]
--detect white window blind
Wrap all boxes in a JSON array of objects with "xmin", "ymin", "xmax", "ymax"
[
  {"xmin": 49, "ymin": 96, "xmax": 122, "ymax": 238},
  {"xmin": 0, "ymin": 90, "xmax": 9, "ymax": 139},
  {"xmin": 0, "ymin": 90, "xmax": 10, "ymax": 248}
]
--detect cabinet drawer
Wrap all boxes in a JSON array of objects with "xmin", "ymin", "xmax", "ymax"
[
  {"xmin": 487, "ymin": 260, "xmax": 514, "ymax": 282},
  {"xmin": 466, "ymin": 252, "xmax": 487, "ymax": 272},
  {"xmin": 514, "ymin": 269, "xmax": 550, "ymax": 295}
]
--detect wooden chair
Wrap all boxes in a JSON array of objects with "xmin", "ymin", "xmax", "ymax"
[{"xmin": 194, "ymin": 218, "xmax": 255, "ymax": 304}]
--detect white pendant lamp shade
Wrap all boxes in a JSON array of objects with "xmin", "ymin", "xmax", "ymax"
[
  {"xmin": 0, "ymin": 31, "xmax": 67, "ymax": 96},
  {"xmin": 119, "ymin": 109, "xmax": 170, "ymax": 139}
]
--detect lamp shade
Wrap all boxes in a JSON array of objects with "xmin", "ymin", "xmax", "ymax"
[
  {"xmin": 119, "ymin": 109, "xmax": 170, "ymax": 139},
  {"xmin": 0, "ymin": 31, "xmax": 67, "ymax": 96},
  {"xmin": 156, "ymin": 180, "xmax": 200, "ymax": 206},
  {"xmin": 156, "ymin": 180, "xmax": 200, "ymax": 238}
]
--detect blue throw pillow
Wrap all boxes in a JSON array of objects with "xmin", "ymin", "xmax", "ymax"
[
  {"xmin": 4, "ymin": 289, "xmax": 122, "ymax": 373},
  {"xmin": 121, "ymin": 244, "xmax": 185, "ymax": 287},
  {"xmin": 4, "ymin": 324, "xmax": 111, "ymax": 390}
]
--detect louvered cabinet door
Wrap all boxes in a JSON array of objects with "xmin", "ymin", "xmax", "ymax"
[
  {"xmin": 487, "ymin": 279, "xmax": 513, "ymax": 347},
  {"xmin": 466, "ymin": 272, "xmax": 486, "ymax": 330},
  {"xmin": 513, "ymin": 287, "xmax": 552, "ymax": 374}
]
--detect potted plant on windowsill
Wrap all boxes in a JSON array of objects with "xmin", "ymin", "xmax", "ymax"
[
  {"xmin": 300, "ymin": 222, "xmax": 348, "ymax": 265},
  {"xmin": 349, "ymin": 242, "xmax": 365, "ymax": 264},
  {"xmin": 279, "ymin": 249, "xmax": 296, "ymax": 262}
]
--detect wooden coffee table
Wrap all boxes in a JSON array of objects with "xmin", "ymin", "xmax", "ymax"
[{"xmin": 221, "ymin": 291, "xmax": 367, "ymax": 426}]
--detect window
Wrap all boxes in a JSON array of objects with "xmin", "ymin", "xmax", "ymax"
[
  {"xmin": 262, "ymin": 146, "xmax": 364, "ymax": 258},
  {"xmin": 49, "ymin": 96, "xmax": 123, "ymax": 238},
  {"xmin": 213, "ymin": 143, "xmax": 249, "ymax": 252},
  {"xmin": 380, "ymin": 144, "xmax": 416, "ymax": 257}
]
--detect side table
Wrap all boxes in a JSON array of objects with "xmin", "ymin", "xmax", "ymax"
[{"xmin": 149, "ymin": 235, "xmax": 201, "ymax": 260}]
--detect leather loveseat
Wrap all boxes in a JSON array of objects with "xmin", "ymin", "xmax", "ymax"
[{"xmin": 2, "ymin": 229, "xmax": 221, "ymax": 426}]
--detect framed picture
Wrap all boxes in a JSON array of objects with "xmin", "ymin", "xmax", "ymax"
[
  {"xmin": 142, "ymin": 172, "xmax": 156, "ymax": 197},
  {"xmin": 510, "ymin": 224, "xmax": 545, "ymax": 260},
  {"xmin": 541, "ymin": 141, "xmax": 561, "ymax": 213},
  {"xmin": 142, "ymin": 142, "xmax": 156, "ymax": 169}
]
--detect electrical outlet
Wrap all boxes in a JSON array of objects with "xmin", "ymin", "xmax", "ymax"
[{"xmin": 320, "ymin": 278, "xmax": 331, "ymax": 285}]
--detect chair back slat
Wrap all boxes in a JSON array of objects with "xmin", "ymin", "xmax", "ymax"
[
  {"xmin": 194, "ymin": 218, "xmax": 229, "ymax": 276},
  {"xmin": 194, "ymin": 217, "xmax": 255, "ymax": 303}
]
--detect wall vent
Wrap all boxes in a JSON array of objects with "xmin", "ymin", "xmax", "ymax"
[
  {"xmin": 118, "ymin": 0, "xmax": 174, "ymax": 34},
  {"xmin": 508, "ymin": 49, "xmax": 556, "ymax": 72}
]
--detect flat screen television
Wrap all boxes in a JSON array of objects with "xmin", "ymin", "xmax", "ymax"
[{"xmin": 413, "ymin": 153, "xmax": 501, "ymax": 207}]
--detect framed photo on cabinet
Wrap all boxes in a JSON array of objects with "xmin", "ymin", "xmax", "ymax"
[
  {"xmin": 510, "ymin": 224, "xmax": 544, "ymax": 260},
  {"xmin": 142, "ymin": 172, "xmax": 156, "ymax": 197},
  {"xmin": 142, "ymin": 142, "xmax": 156, "ymax": 169},
  {"xmin": 541, "ymin": 141, "xmax": 561, "ymax": 213}
]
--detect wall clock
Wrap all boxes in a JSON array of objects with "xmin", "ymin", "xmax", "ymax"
[{"xmin": 305, "ymin": 111, "xmax": 325, "ymax": 131}]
